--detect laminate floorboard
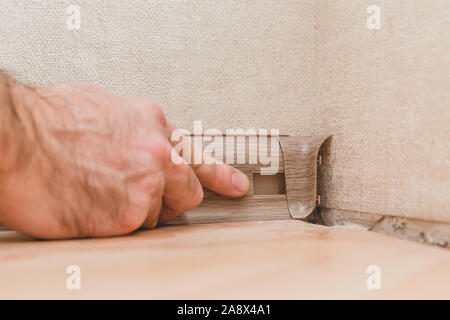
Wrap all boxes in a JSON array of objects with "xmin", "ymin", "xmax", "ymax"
[{"xmin": 0, "ymin": 220, "xmax": 449, "ymax": 299}]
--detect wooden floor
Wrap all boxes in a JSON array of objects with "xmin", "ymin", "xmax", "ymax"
[{"xmin": 0, "ymin": 220, "xmax": 449, "ymax": 299}]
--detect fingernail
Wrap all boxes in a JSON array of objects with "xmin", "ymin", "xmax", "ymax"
[{"xmin": 232, "ymin": 171, "xmax": 249, "ymax": 193}]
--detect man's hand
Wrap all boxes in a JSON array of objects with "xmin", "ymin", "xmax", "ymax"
[{"xmin": 0, "ymin": 79, "xmax": 249, "ymax": 239}]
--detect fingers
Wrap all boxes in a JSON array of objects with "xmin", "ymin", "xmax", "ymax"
[
  {"xmin": 158, "ymin": 205, "xmax": 183, "ymax": 225},
  {"xmin": 165, "ymin": 123, "xmax": 250, "ymax": 197},
  {"xmin": 140, "ymin": 174, "xmax": 165, "ymax": 229},
  {"xmin": 139, "ymin": 136, "xmax": 203, "ymax": 227},
  {"xmin": 129, "ymin": 103, "xmax": 203, "ymax": 225},
  {"xmin": 161, "ymin": 152, "xmax": 204, "ymax": 220},
  {"xmin": 192, "ymin": 157, "xmax": 249, "ymax": 197},
  {"xmin": 134, "ymin": 102, "xmax": 248, "ymax": 227}
]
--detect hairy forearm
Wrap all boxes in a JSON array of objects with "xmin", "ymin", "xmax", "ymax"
[
  {"xmin": 0, "ymin": 72, "xmax": 22, "ymax": 223},
  {"xmin": 0, "ymin": 74, "xmax": 132, "ymax": 237},
  {"xmin": 0, "ymin": 72, "xmax": 45, "ymax": 227},
  {"xmin": 0, "ymin": 72, "xmax": 20, "ymax": 224},
  {"xmin": 0, "ymin": 72, "xmax": 44, "ymax": 172},
  {"xmin": 0, "ymin": 71, "xmax": 21, "ymax": 172}
]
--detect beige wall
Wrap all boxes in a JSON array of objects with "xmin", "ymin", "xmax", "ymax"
[
  {"xmin": 313, "ymin": 0, "xmax": 450, "ymax": 223},
  {"xmin": 0, "ymin": 0, "xmax": 316, "ymax": 134},
  {"xmin": 0, "ymin": 1, "xmax": 448, "ymax": 222}
]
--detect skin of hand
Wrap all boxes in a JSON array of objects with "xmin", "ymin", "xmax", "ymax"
[{"xmin": 0, "ymin": 81, "xmax": 249, "ymax": 239}]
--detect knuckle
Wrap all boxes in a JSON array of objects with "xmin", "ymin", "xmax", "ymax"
[
  {"xmin": 144, "ymin": 102, "xmax": 166, "ymax": 125},
  {"xmin": 212, "ymin": 163, "xmax": 227, "ymax": 184},
  {"xmin": 118, "ymin": 209, "xmax": 147, "ymax": 234},
  {"xmin": 144, "ymin": 135, "xmax": 170, "ymax": 166},
  {"xmin": 167, "ymin": 175, "xmax": 203, "ymax": 213},
  {"xmin": 141, "ymin": 173, "xmax": 165, "ymax": 198}
]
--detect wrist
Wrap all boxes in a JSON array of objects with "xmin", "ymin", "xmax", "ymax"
[
  {"xmin": 0, "ymin": 72, "xmax": 19, "ymax": 172},
  {"xmin": 0, "ymin": 73, "xmax": 49, "ymax": 230},
  {"xmin": 0, "ymin": 73, "xmax": 42, "ymax": 173}
]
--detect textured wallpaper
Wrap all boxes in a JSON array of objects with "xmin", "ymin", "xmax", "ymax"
[
  {"xmin": 313, "ymin": 0, "xmax": 450, "ymax": 223},
  {"xmin": 0, "ymin": 0, "xmax": 316, "ymax": 133},
  {"xmin": 0, "ymin": 0, "xmax": 448, "ymax": 222}
]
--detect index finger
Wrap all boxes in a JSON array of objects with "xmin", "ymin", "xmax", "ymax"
[
  {"xmin": 192, "ymin": 156, "xmax": 249, "ymax": 197},
  {"xmin": 166, "ymin": 122, "xmax": 249, "ymax": 197}
]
